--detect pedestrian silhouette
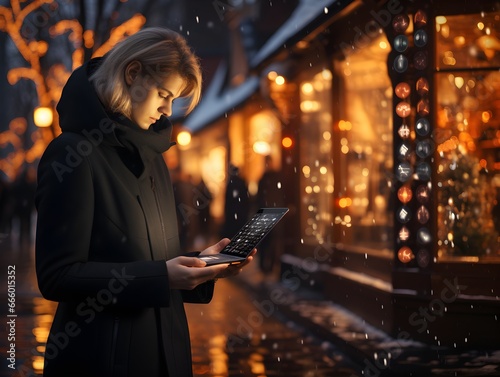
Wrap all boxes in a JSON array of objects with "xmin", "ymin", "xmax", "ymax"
[
  {"xmin": 221, "ymin": 164, "xmax": 249, "ymax": 239},
  {"xmin": 257, "ymin": 156, "xmax": 284, "ymax": 275},
  {"xmin": 194, "ymin": 177, "xmax": 213, "ymax": 247}
]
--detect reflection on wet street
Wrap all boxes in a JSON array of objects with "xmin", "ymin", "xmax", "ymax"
[
  {"xmin": 186, "ymin": 279, "xmax": 357, "ymax": 377},
  {"xmin": 0, "ymin": 235, "xmax": 359, "ymax": 376},
  {"xmin": 0, "ymin": 236, "xmax": 57, "ymax": 377}
]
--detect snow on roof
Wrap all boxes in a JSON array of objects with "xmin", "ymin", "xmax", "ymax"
[
  {"xmin": 183, "ymin": 0, "xmax": 343, "ymax": 132},
  {"xmin": 183, "ymin": 62, "xmax": 259, "ymax": 132},
  {"xmin": 250, "ymin": 0, "xmax": 339, "ymax": 68}
]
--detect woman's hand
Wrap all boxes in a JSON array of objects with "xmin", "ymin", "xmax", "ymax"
[
  {"xmin": 167, "ymin": 238, "xmax": 257, "ymax": 290},
  {"xmin": 166, "ymin": 256, "xmax": 228, "ymax": 290},
  {"xmin": 199, "ymin": 238, "xmax": 257, "ymax": 279}
]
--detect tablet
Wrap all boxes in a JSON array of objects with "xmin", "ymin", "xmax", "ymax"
[{"xmin": 199, "ymin": 207, "xmax": 289, "ymax": 266}]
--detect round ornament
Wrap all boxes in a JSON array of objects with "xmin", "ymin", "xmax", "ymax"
[
  {"xmin": 414, "ymin": 10, "xmax": 428, "ymax": 27},
  {"xmin": 416, "ymin": 185, "xmax": 430, "ymax": 203},
  {"xmin": 417, "ymin": 99, "xmax": 430, "ymax": 116},
  {"xmin": 393, "ymin": 14, "xmax": 410, "ymax": 33},
  {"xmin": 396, "ymin": 161, "xmax": 413, "ymax": 182},
  {"xmin": 398, "ymin": 123, "xmax": 411, "ymax": 139},
  {"xmin": 395, "ymin": 82, "xmax": 411, "ymax": 99},
  {"xmin": 414, "ymin": 29, "xmax": 428, "ymax": 47},
  {"xmin": 398, "ymin": 185, "xmax": 413, "ymax": 203},
  {"xmin": 398, "ymin": 226, "xmax": 410, "ymax": 241},
  {"xmin": 417, "ymin": 205, "xmax": 430, "ymax": 224},
  {"xmin": 416, "ymin": 140, "xmax": 433, "ymax": 158},
  {"xmin": 398, "ymin": 246, "xmax": 414, "ymax": 263},
  {"xmin": 393, "ymin": 35, "xmax": 409, "ymax": 52},
  {"xmin": 415, "ymin": 118, "xmax": 430, "ymax": 136},
  {"xmin": 416, "ymin": 77, "xmax": 429, "ymax": 95},
  {"xmin": 396, "ymin": 101, "xmax": 411, "ymax": 118},
  {"xmin": 394, "ymin": 54, "xmax": 408, "ymax": 73},
  {"xmin": 414, "ymin": 51, "xmax": 428, "ymax": 70},
  {"xmin": 397, "ymin": 205, "xmax": 412, "ymax": 223},
  {"xmin": 417, "ymin": 227, "xmax": 431, "ymax": 244}
]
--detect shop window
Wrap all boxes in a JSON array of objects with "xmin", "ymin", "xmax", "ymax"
[
  {"xmin": 333, "ymin": 35, "xmax": 393, "ymax": 254},
  {"xmin": 299, "ymin": 69, "xmax": 334, "ymax": 245},
  {"xmin": 435, "ymin": 12, "xmax": 500, "ymax": 260}
]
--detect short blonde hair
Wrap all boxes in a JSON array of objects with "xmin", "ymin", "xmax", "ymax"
[{"xmin": 91, "ymin": 27, "xmax": 202, "ymax": 117}]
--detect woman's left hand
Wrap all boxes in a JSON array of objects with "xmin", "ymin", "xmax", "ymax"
[{"xmin": 199, "ymin": 238, "xmax": 257, "ymax": 279}]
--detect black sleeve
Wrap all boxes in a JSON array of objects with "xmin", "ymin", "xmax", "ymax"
[
  {"xmin": 181, "ymin": 280, "xmax": 215, "ymax": 303},
  {"xmin": 35, "ymin": 134, "xmax": 171, "ymax": 308},
  {"xmin": 180, "ymin": 251, "xmax": 215, "ymax": 303}
]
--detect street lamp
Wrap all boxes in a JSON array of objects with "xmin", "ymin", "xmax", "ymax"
[
  {"xmin": 34, "ymin": 106, "xmax": 55, "ymax": 140},
  {"xmin": 34, "ymin": 106, "xmax": 53, "ymax": 128},
  {"xmin": 177, "ymin": 130, "xmax": 192, "ymax": 147}
]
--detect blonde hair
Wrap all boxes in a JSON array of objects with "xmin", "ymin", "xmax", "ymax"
[{"xmin": 91, "ymin": 27, "xmax": 202, "ymax": 117}]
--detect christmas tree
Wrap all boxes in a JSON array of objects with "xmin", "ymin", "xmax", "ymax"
[{"xmin": 438, "ymin": 150, "xmax": 498, "ymax": 257}]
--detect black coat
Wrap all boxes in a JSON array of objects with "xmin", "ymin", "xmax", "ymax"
[{"xmin": 35, "ymin": 58, "xmax": 213, "ymax": 377}]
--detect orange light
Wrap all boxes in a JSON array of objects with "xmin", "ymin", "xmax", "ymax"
[
  {"xmin": 83, "ymin": 29, "xmax": 94, "ymax": 49},
  {"xmin": 282, "ymin": 137, "xmax": 293, "ymax": 148},
  {"xmin": 482, "ymin": 111, "xmax": 491, "ymax": 123},
  {"xmin": 338, "ymin": 120, "xmax": 352, "ymax": 131},
  {"xmin": 338, "ymin": 197, "xmax": 352, "ymax": 208},
  {"xmin": 275, "ymin": 76, "xmax": 285, "ymax": 85},
  {"xmin": 177, "ymin": 131, "xmax": 191, "ymax": 146}
]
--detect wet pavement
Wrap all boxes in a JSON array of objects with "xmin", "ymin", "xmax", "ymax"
[
  {"xmin": 0, "ymin": 233, "xmax": 360, "ymax": 377},
  {"xmin": 3, "ymin": 231, "xmax": 499, "ymax": 377}
]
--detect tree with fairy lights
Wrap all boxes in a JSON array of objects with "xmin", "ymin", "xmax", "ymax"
[{"xmin": 439, "ymin": 149, "xmax": 498, "ymax": 256}]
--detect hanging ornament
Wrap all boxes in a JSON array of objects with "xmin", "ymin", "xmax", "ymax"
[
  {"xmin": 416, "ymin": 77, "xmax": 429, "ymax": 95},
  {"xmin": 392, "ymin": 14, "xmax": 410, "ymax": 33},
  {"xmin": 417, "ymin": 205, "xmax": 430, "ymax": 223},
  {"xmin": 416, "ymin": 249, "xmax": 430, "ymax": 268},
  {"xmin": 394, "ymin": 54, "xmax": 408, "ymax": 73},
  {"xmin": 414, "ymin": 10, "xmax": 428, "ymax": 27},
  {"xmin": 417, "ymin": 227, "xmax": 431, "ymax": 244},
  {"xmin": 393, "ymin": 35, "xmax": 409, "ymax": 52},
  {"xmin": 395, "ymin": 82, "xmax": 411, "ymax": 99},
  {"xmin": 416, "ymin": 162, "xmax": 432, "ymax": 180},
  {"xmin": 396, "ymin": 101, "xmax": 411, "ymax": 117},
  {"xmin": 414, "ymin": 51, "xmax": 428, "ymax": 70},
  {"xmin": 416, "ymin": 140, "xmax": 433, "ymax": 158},
  {"xmin": 396, "ymin": 161, "xmax": 413, "ymax": 182},
  {"xmin": 398, "ymin": 123, "xmax": 411, "ymax": 139},
  {"xmin": 398, "ymin": 246, "xmax": 414, "ymax": 263},
  {"xmin": 416, "ymin": 185, "xmax": 430, "ymax": 203},
  {"xmin": 398, "ymin": 185, "xmax": 413, "ymax": 203},
  {"xmin": 397, "ymin": 142, "xmax": 411, "ymax": 159},
  {"xmin": 397, "ymin": 205, "xmax": 412, "ymax": 223},
  {"xmin": 415, "ymin": 118, "xmax": 430, "ymax": 136},
  {"xmin": 398, "ymin": 226, "xmax": 410, "ymax": 241},
  {"xmin": 417, "ymin": 99, "xmax": 430, "ymax": 116},
  {"xmin": 414, "ymin": 29, "xmax": 428, "ymax": 47}
]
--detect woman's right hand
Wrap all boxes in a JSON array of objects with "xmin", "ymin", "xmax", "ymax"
[{"xmin": 166, "ymin": 256, "xmax": 228, "ymax": 290}]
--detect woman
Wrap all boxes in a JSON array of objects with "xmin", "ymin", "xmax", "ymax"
[{"xmin": 35, "ymin": 27, "xmax": 254, "ymax": 376}]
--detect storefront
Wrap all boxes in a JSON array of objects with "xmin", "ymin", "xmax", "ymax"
[{"xmin": 181, "ymin": 0, "xmax": 500, "ymax": 347}]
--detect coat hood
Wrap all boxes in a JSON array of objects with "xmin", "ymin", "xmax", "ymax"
[{"xmin": 56, "ymin": 57, "xmax": 174, "ymax": 158}]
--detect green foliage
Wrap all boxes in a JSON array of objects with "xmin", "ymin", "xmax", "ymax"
[{"xmin": 438, "ymin": 151, "xmax": 498, "ymax": 256}]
